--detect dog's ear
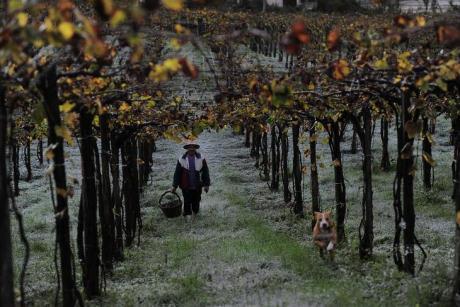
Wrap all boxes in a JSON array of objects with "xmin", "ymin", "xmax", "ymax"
[
  {"xmin": 314, "ymin": 212, "xmax": 321, "ymax": 219},
  {"xmin": 325, "ymin": 209, "xmax": 332, "ymax": 217}
]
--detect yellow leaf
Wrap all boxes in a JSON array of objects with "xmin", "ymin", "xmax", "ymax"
[
  {"xmin": 8, "ymin": 0, "xmax": 24, "ymax": 11},
  {"xmin": 422, "ymin": 151, "xmax": 436, "ymax": 167},
  {"xmin": 175, "ymin": 24, "xmax": 188, "ymax": 34},
  {"xmin": 436, "ymin": 78, "xmax": 448, "ymax": 91},
  {"xmin": 163, "ymin": 58, "xmax": 181, "ymax": 71},
  {"xmin": 110, "ymin": 9, "xmax": 126, "ymax": 27},
  {"xmin": 17, "ymin": 12, "xmax": 28, "ymax": 27},
  {"xmin": 373, "ymin": 56, "xmax": 389, "ymax": 70},
  {"xmin": 63, "ymin": 112, "xmax": 78, "ymax": 129},
  {"xmin": 416, "ymin": 16, "xmax": 426, "ymax": 27},
  {"xmin": 58, "ymin": 22, "xmax": 75, "ymax": 41},
  {"xmin": 59, "ymin": 102, "xmax": 75, "ymax": 113},
  {"xmin": 332, "ymin": 159, "xmax": 341, "ymax": 167},
  {"xmin": 33, "ymin": 39, "xmax": 44, "ymax": 48},
  {"xmin": 426, "ymin": 132, "xmax": 435, "ymax": 145},
  {"xmin": 119, "ymin": 102, "xmax": 131, "ymax": 112},
  {"xmin": 44, "ymin": 17, "xmax": 53, "ymax": 32},
  {"xmin": 149, "ymin": 58, "xmax": 181, "ymax": 82},
  {"xmin": 162, "ymin": 0, "xmax": 183, "ymax": 10},
  {"xmin": 55, "ymin": 125, "xmax": 74, "ymax": 145},
  {"xmin": 146, "ymin": 100, "xmax": 156, "ymax": 109},
  {"xmin": 170, "ymin": 38, "xmax": 182, "ymax": 50},
  {"xmin": 93, "ymin": 115, "xmax": 100, "ymax": 127},
  {"xmin": 331, "ymin": 59, "xmax": 350, "ymax": 80},
  {"xmin": 397, "ymin": 51, "xmax": 414, "ymax": 73}
]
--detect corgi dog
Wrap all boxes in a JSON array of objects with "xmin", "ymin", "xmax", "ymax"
[{"xmin": 312, "ymin": 211, "xmax": 337, "ymax": 259}]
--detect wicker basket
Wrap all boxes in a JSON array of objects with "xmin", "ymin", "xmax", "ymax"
[{"xmin": 159, "ymin": 191, "xmax": 182, "ymax": 218}]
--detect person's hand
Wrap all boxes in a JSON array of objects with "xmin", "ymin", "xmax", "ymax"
[
  {"xmin": 171, "ymin": 187, "xmax": 177, "ymax": 193},
  {"xmin": 204, "ymin": 186, "xmax": 209, "ymax": 193}
]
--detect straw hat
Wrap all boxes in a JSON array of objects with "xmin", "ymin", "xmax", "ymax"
[{"xmin": 183, "ymin": 141, "xmax": 200, "ymax": 149}]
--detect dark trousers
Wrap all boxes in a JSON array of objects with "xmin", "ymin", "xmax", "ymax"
[{"xmin": 182, "ymin": 189, "xmax": 201, "ymax": 216}]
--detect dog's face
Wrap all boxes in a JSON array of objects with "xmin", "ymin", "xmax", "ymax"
[{"xmin": 314, "ymin": 211, "xmax": 332, "ymax": 231}]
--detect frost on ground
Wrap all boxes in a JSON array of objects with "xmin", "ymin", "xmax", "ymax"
[
  {"xmin": 10, "ymin": 121, "xmax": 456, "ymax": 306},
  {"xmin": 10, "ymin": 41, "xmax": 455, "ymax": 306}
]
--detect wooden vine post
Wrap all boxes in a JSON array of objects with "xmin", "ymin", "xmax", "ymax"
[
  {"xmin": 422, "ymin": 118, "xmax": 433, "ymax": 189},
  {"xmin": 280, "ymin": 125, "xmax": 291, "ymax": 203},
  {"xmin": 380, "ymin": 117, "xmax": 390, "ymax": 171},
  {"xmin": 309, "ymin": 122, "xmax": 320, "ymax": 230},
  {"xmin": 0, "ymin": 85, "xmax": 14, "ymax": 307},
  {"xmin": 292, "ymin": 123, "xmax": 303, "ymax": 216},
  {"xmin": 453, "ymin": 115, "xmax": 460, "ymax": 304},
  {"xmin": 38, "ymin": 65, "xmax": 77, "ymax": 306},
  {"xmin": 99, "ymin": 112, "xmax": 116, "ymax": 270},
  {"xmin": 79, "ymin": 105, "xmax": 100, "ymax": 297},
  {"xmin": 352, "ymin": 104, "xmax": 374, "ymax": 259},
  {"xmin": 328, "ymin": 121, "xmax": 347, "ymax": 242}
]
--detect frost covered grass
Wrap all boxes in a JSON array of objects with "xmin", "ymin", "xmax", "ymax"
[
  {"xmin": 9, "ymin": 119, "xmax": 457, "ymax": 306},
  {"xmin": 7, "ymin": 38, "xmax": 456, "ymax": 305}
]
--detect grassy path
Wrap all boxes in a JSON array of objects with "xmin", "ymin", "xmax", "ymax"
[
  {"xmin": 94, "ymin": 131, "xmax": 317, "ymax": 306},
  {"xmin": 88, "ymin": 130, "xmax": 450, "ymax": 306}
]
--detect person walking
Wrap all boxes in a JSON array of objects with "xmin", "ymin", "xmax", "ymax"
[{"xmin": 171, "ymin": 142, "xmax": 210, "ymax": 221}]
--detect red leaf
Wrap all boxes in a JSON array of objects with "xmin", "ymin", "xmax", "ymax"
[
  {"xmin": 437, "ymin": 24, "xmax": 460, "ymax": 47},
  {"xmin": 179, "ymin": 58, "xmax": 199, "ymax": 79},
  {"xmin": 327, "ymin": 28, "xmax": 341, "ymax": 51},
  {"xmin": 280, "ymin": 21, "xmax": 310, "ymax": 55},
  {"xmin": 291, "ymin": 21, "xmax": 306, "ymax": 35},
  {"xmin": 393, "ymin": 15, "xmax": 411, "ymax": 28}
]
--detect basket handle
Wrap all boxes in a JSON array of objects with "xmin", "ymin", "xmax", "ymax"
[{"xmin": 159, "ymin": 190, "xmax": 181, "ymax": 206}]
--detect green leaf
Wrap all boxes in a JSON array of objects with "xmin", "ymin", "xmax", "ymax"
[
  {"xmin": 32, "ymin": 103, "xmax": 46, "ymax": 124},
  {"xmin": 435, "ymin": 78, "xmax": 448, "ymax": 91}
]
